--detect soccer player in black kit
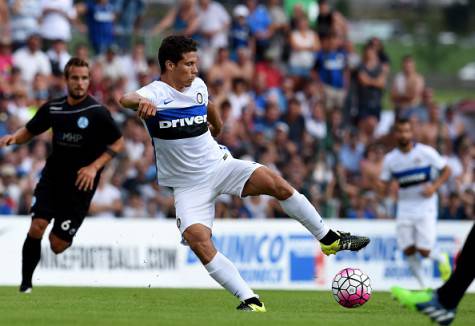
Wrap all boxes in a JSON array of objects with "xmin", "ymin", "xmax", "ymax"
[{"xmin": 0, "ymin": 58, "xmax": 124, "ymax": 293}]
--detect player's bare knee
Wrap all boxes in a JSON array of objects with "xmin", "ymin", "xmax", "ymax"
[
  {"xmin": 28, "ymin": 219, "xmax": 49, "ymax": 238},
  {"xmin": 273, "ymin": 179, "xmax": 294, "ymax": 200}
]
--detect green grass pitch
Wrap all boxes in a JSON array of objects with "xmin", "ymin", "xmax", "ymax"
[{"xmin": 0, "ymin": 287, "xmax": 474, "ymax": 325}]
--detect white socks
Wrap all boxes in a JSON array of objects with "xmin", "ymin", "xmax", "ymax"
[
  {"xmin": 407, "ymin": 254, "xmax": 425, "ymax": 289},
  {"xmin": 205, "ymin": 252, "xmax": 256, "ymax": 301},
  {"xmin": 279, "ymin": 191, "xmax": 330, "ymax": 240}
]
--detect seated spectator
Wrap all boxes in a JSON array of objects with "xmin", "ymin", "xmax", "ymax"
[
  {"xmin": 305, "ymin": 101, "xmax": 327, "ymax": 141},
  {"xmin": 391, "ymin": 55, "xmax": 425, "ymax": 118},
  {"xmin": 228, "ymin": 77, "xmax": 251, "ymax": 121},
  {"xmin": 441, "ymin": 192, "xmax": 467, "ymax": 220},
  {"xmin": 207, "ymin": 47, "xmax": 240, "ymax": 93},
  {"xmin": 0, "ymin": 37, "xmax": 13, "ymax": 90},
  {"xmin": 96, "ymin": 45, "xmax": 126, "ymax": 83},
  {"xmin": 47, "ymin": 39, "xmax": 71, "ymax": 74},
  {"xmin": 89, "ymin": 170, "xmax": 123, "ymax": 218},
  {"xmin": 419, "ymin": 102, "xmax": 449, "ymax": 150},
  {"xmin": 339, "ymin": 129, "xmax": 364, "ymax": 176},
  {"xmin": 123, "ymin": 190, "xmax": 147, "ymax": 218},
  {"xmin": 283, "ymin": 97, "xmax": 305, "ymax": 144}
]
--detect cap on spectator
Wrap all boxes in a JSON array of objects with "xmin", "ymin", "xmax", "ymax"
[
  {"xmin": 1, "ymin": 164, "xmax": 16, "ymax": 177},
  {"xmin": 233, "ymin": 5, "xmax": 249, "ymax": 17},
  {"xmin": 275, "ymin": 122, "xmax": 289, "ymax": 134}
]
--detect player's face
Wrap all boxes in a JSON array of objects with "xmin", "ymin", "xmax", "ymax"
[
  {"xmin": 173, "ymin": 51, "xmax": 199, "ymax": 88},
  {"xmin": 395, "ymin": 122, "xmax": 413, "ymax": 148},
  {"xmin": 66, "ymin": 66, "xmax": 90, "ymax": 99}
]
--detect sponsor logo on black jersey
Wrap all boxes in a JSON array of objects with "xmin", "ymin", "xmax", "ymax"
[{"xmin": 77, "ymin": 116, "xmax": 89, "ymax": 129}]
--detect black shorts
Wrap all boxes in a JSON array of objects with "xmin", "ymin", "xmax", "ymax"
[{"xmin": 31, "ymin": 175, "xmax": 97, "ymax": 242}]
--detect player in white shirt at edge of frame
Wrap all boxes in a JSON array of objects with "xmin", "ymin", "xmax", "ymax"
[
  {"xmin": 374, "ymin": 118, "xmax": 452, "ymax": 289},
  {"xmin": 119, "ymin": 36, "xmax": 370, "ymax": 312}
]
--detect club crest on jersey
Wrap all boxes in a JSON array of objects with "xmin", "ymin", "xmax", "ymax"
[
  {"xmin": 196, "ymin": 92, "xmax": 203, "ymax": 104},
  {"xmin": 77, "ymin": 116, "xmax": 89, "ymax": 129}
]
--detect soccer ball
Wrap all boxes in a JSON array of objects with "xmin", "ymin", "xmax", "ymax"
[{"xmin": 332, "ymin": 268, "xmax": 372, "ymax": 308}]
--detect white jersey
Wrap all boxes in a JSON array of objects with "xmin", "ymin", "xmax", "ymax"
[
  {"xmin": 380, "ymin": 143, "xmax": 447, "ymax": 219},
  {"xmin": 136, "ymin": 77, "xmax": 223, "ymax": 187}
]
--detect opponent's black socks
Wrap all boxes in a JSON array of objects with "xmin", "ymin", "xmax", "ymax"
[
  {"xmin": 21, "ymin": 234, "xmax": 42, "ymax": 289},
  {"xmin": 320, "ymin": 229, "xmax": 340, "ymax": 245}
]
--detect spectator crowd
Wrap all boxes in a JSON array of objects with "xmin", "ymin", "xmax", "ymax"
[{"xmin": 0, "ymin": 0, "xmax": 473, "ymax": 220}]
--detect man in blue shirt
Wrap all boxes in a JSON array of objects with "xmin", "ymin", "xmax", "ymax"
[{"xmin": 313, "ymin": 32, "xmax": 348, "ymax": 112}]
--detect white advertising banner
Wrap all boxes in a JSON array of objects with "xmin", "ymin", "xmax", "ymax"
[{"xmin": 0, "ymin": 217, "xmax": 473, "ymax": 292}]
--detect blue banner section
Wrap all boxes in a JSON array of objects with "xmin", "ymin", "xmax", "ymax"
[{"xmin": 392, "ymin": 166, "xmax": 431, "ymax": 187}]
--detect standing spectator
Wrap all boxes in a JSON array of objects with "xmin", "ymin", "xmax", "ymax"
[
  {"xmin": 229, "ymin": 5, "xmax": 252, "ymax": 59},
  {"xmin": 314, "ymin": 32, "xmax": 348, "ymax": 112},
  {"xmin": 196, "ymin": 0, "xmax": 230, "ymax": 72},
  {"xmin": 39, "ymin": 0, "xmax": 77, "ymax": 46},
  {"xmin": 391, "ymin": 55, "xmax": 425, "ymax": 118},
  {"xmin": 152, "ymin": 0, "xmax": 199, "ymax": 38},
  {"xmin": 236, "ymin": 47, "xmax": 255, "ymax": 83},
  {"xmin": 112, "ymin": 0, "xmax": 145, "ymax": 52},
  {"xmin": 246, "ymin": 0, "xmax": 272, "ymax": 62},
  {"xmin": 266, "ymin": 0, "xmax": 289, "ymax": 62},
  {"xmin": 368, "ymin": 37, "xmax": 390, "ymax": 70},
  {"xmin": 79, "ymin": 0, "xmax": 115, "ymax": 55},
  {"xmin": 12, "ymin": 33, "xmax": 51, "ymax": 85},
  {"xmin": 356, "ymin": 43, "xmax": 388, "ymax": 138},
  {"xmin": 288, "ymin": 16, "xmax": 319, "ymax": 78},
  {"xmin": 0, "ymin": 0, "xmax": 9, "ymax": 38},
  {"xmin": 315, "ymin": 0, "xmax": 348, "ymax": 39},
  {"xmin": 7, "ymin": 0, "xmax": 42, "ymax": 51}
]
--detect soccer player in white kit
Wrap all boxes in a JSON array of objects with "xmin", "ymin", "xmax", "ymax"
[
  {"xmin": 120, "ymin": 36, "xmax": 370, "ymax": 311},
  {"xmin": 376, "ymin": 118, "xmax": 452, "ymax": 289}
]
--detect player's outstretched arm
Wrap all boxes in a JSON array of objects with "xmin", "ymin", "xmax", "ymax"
[
  {"xmin": 119, "ymin": 92, "xmax": 156, "ymax": 119},
  {"xmin": 75, "ymin": 136, "xmax": 125, "ymax": 191},
  {"xmin": 207, "ymin": 100, "xmax": 223, "ymax": 137},
  {"xmin": 0, "ymin": 127, "xmax": 35, "ymax": 147}
]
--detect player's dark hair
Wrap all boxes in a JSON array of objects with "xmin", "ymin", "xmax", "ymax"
[
  {"xmin": 395, "ymin": 117, "xmax": 410, "ymax": 126},
  {"xmin": 158, "ymin": 36, "xmax": 198, "ymax": 73},
  {"xmin": 64, "ymin": 57, "xmax": 89, "ymax": 78}
]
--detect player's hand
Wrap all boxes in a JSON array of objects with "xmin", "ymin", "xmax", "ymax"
[
  {"xmin": 0, "ymin": 135, "xmax": 15, "ymax": 147},
  {"xmin": 137, "ymin": 98, "xmax": 156, "ymax": 119},
  {"xmin": 421, "ymin": 184, "xmax": 436, "ymax": 197},
  {"xmin": 75, "ymin": 165, "xmax": 98, "ymax": 191}
]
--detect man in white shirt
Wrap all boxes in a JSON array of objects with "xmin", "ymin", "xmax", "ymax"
[
  {"xmin": 12, "ymin": 33, "xmax": 52, "ymax": 85},
  {"xmin": 120, "ymin": 36, "xmax": 369, "ymax": 312},
  {"xmin": 375, "ymin": 118, "xmax": 452, "ymax": 288}
]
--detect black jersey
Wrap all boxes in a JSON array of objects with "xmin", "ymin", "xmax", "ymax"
[{"xmin": 26, "ymin": 95, "xmax": 122, "ymax": 180}]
